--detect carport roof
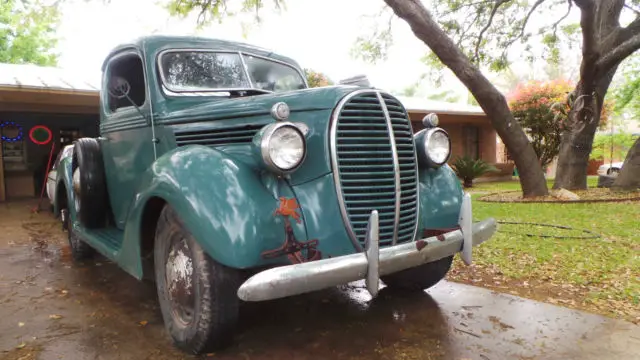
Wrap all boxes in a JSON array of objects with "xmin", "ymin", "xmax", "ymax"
[
  {"xmin": 0, "ymin": 63, "xmax": 100, "ymax": 93},
  {"xmin": 395, "ymin": 96, "xmax": 485, "ymax": 116}
]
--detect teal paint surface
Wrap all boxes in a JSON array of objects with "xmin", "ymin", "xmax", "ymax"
[
  {"xmin": 417, "ymin": 164, "xmax": 464, "ymax": 230},
  {"xmin": 291, "ymin": 173, "xmax": 357, "ymax": 258},
  {"xmin": 119, "ymin": 145, "xmax": 307, "ymax": 272}
]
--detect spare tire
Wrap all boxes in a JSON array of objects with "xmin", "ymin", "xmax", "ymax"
[{"xmin": 72, "ymin": 138, "xmax": 108, "ymax": 228}]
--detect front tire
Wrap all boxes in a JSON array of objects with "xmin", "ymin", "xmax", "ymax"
[
  {"xmin": 154, "ymin": 205, "xmax": 241, "ymax": 354},
  {"xmin": 381, "ymin": 256, "xmax": 453, "ymax": 291},
  {"xmin": 66, "ymin": 213, "xmax": 95, "ymax": 261}
]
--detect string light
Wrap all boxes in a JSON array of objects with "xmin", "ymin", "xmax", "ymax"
[{"xmin": 0, "ymin": 121, "xmax": 24, "ymax": 142}]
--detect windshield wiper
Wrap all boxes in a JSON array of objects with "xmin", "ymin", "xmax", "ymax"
[{"xmin": 227, "ymin": 88, "xmax": 274, "ymax": 97}]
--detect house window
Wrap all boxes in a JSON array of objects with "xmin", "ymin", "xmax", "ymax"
[
  {"xmin": 0, "ymin": 122, "xmax": 27, "ymax": 171},
  {"xmin": 463, "ymin": 125, "xmax": 480, "ymax": 160}
]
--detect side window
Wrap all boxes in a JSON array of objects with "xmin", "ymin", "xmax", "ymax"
[{"xmin": 106, "ymin": 53, "xmax": 146, "ymax": 112}]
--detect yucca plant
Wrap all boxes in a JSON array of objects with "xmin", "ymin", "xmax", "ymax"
[{"xmin": 451, "ymin": 155, "xmax": 499, "ymax": 188}]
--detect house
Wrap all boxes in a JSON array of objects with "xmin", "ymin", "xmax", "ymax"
[
  {"xmin": 396, "ymin": 96, "xmax": 513, "ymax": 182},
  {"xmin": 0, "ymin": 63, "xmax": 100, "ymax": 202}
]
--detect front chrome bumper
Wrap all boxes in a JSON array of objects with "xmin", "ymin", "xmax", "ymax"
[{"xmin": 238, "ymin": 193, "xmax": 497, "ymax": 302}]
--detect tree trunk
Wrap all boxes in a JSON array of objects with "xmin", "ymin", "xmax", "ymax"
[
  {"xmin": 384, "ymin": 0, "xmax": 548, "ymax": 197},
  {"xmin": 553, "ymin": 87, "xmax": 602, "ymax": 190},
  {"xmin": 553, "ymin": 71, "xmax": 616, "ymax": 190},
  {"xmin": 611, "ymin": 136, "xmax": 640, "ymax": 190}
]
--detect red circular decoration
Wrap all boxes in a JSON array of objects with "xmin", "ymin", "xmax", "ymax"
[{"xmin": 29, "ymin": 125, "xmax": 53, "ymax": 145}]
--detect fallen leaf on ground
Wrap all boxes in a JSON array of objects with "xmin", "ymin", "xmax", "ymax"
[
  {"xmin": 49, "ymin": 314, "xmax": 63, "ymax": 320},
  {"xmin": 138, "ymin": 320, "xmax": 148, "ymax": 326}
]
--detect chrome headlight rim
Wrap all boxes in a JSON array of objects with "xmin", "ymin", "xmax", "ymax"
[
  {"xmin": 260, "ymin": 122, "xmax": 307, "ymax": 174},
  {"xmin": 423, "ymin": 128, "xmax": 451, "ymax": 167}
]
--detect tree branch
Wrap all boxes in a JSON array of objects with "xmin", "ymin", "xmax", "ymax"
[
  {"xmin": 621, "ymin": 15, "xmax": 640, "ymax": 40},
  {"xmin": 596, "ymin": 33, "xmax": 640, "ymax": 74},
  {"xmin": 473, "ymin": 0, "xmax": 512, "ymax": 64},
  {"xmin": 439, "ymin": 0, "xmax": 495, "ymax": 17},
  {"xmin": 519, "ymin": 0, "xmax": 546, "ymax": 38},
  {"xmin": 551, "ymin": 0, "xmax": 573, "ymax": 38},
  {"xmin": 574, "ymin": 0, "xmax": 598, "ymax": 85},
  {"xmin": 456, "ymin": 11, "xmax": 483, "ymax": 47},
  {"xmin": 625, "ymin": 4, "xmax": 640, "ymax": 15}
]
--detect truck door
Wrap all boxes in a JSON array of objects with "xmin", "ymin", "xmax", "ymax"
[{"xmin": 99, "ymin": 49, "xmax": 154, "ymax": 229}]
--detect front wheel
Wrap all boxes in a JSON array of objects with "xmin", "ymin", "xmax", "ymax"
[
  {"xmin": 154, "ymin": 205, "xmax": 241, "ymax": 354},
  {"xmin": 381, "ymin": 256, "xmax": 453, "ymax": 291},
  {"xmin": 66, "ymin": 214, "xmax": 95, "ymax": 261}
]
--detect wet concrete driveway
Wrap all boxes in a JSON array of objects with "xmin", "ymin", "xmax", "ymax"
[{"xmin": 1, "ymin": 201, "xmax": 639, "ymax": 360}]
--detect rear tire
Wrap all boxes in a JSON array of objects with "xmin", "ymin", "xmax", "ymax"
[
  {"xmin": 381, "ymin": 256, "xmax": 453, "ymax": 291},
  {"xmin": 154, "ymin": 205, "xmax": 241, "ymax": 354},
  {"xmin": 72, "ymin": 138, "xmax": 108, "ymax": 228}
]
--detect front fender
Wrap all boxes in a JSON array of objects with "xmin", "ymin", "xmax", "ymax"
[
  {"xmin": 418, "ymin": 164, "xmax": 464, "ymax": 231},
  {"xmin": 121, "ymin": 145, "xmax": 301, "ymax": 271}
]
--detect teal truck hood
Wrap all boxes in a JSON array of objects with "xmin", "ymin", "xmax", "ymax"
[
  {"xmin": 154, "ymin": 85, "xmax": 359, "ymax": 123},
  {"xmin": 155, "ymin": 85, "xmax": 362, "ymax": 185}
]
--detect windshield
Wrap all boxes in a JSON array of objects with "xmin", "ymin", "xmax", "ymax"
[{"xmin": 159, "ymin": 51, "xmax": 306, "ymax": 94}]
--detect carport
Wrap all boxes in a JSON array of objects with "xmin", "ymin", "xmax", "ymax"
[{"xmin": 0, "ymin": 63, "xmax": 100, "ymax": 202}]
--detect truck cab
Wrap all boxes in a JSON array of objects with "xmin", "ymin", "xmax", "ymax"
[{"xmin": 53, "ymin": 35, "xmax": 496, "ymax": 354}]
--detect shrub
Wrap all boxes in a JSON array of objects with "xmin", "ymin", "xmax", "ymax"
[
  {"xmin": 507, "ymin": 79, "xmax": 612, "ymax": 169},
  {"xmin": 451, "ymin": 156, "xmax": 499, "ymax": 188}
]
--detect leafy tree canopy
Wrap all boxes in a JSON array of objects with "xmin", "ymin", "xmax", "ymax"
[
  {"xmin": 304, "ymin": 68, "xmax": 334, "ymax": 88},
  {"xmin": 590, "ymin": 132, "xmax": 638, "ymax": 161},
  {"xmin": 612, "ymin": 54, "xmax": 640, "ymax": 119},
  {"xmin": 508, "ymin": 78, "xmax": 612, "ymax": 167},
  {"xmin": 353, "ymin": 1, "xmax": 639, "ymax": 83},
  {"xmin": 166, "ymin": 0, "xmax": 284, "ymax": 25},
  {"xmin": 0, "ymin": 0, "xmax": 60, "ymax": 66}
]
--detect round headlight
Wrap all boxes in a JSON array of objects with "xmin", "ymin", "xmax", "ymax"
[
  {"xmin": 259, "ymin": 122, "xmax": 306, "ymax": 173},
  {"xmin": 423, "ymin": 128, "xmax": 451, "ymax": 166}
]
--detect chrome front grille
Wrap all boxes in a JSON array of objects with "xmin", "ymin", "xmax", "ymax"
[{"xmin": 330, "ymin": 90, "xmax": 419, "ymax": 249}]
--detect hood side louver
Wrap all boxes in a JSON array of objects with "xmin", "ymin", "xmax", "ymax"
[{"xmin": 174, "ymin": 124, "xmax": 265, "ymax": 147}]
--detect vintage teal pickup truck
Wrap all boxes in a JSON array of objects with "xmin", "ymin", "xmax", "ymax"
[{"xmin": 52, "ymin": 35, "xmax": 496, "ymax": 354}]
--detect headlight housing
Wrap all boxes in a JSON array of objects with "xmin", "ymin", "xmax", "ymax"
[
  {"xmin": 415, "ymin": 128, "xmax": 451, "ymax": 167},
  {"xmin": 254, "ymin": 122, "xmax": 307, "ymax": 174}
]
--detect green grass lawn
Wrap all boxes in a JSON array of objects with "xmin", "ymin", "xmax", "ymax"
[
  {"xmin": 448, "ymin": 178, "xmax": 640, "ymax": 322},
  {"xmin": 470, "ymin": 176, "xmax": 600, "ymax": 193}
]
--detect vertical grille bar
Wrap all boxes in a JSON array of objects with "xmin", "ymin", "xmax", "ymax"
[
  {"xmin": 382, "ymin": 94, "xmax": 420, "ymax": 245},
  {"xmin": 376, "ymin": 92, "xmax": 401, "ymax": 245}
]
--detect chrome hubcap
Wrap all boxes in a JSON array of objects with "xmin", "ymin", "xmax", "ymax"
[
  {"xmin": 165, "ymin": 238, "xmax": 195, "ymax": 325},
  {"xmin": 72, "ymin": 168, "xmax": 81, "ymax": 214}
]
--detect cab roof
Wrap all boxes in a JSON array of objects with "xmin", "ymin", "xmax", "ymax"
[{"xmin": 101, "ymin": 35, "xmax": 302, "ymax": 71}]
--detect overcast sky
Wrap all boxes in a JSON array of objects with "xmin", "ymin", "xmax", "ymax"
[
  {"xmin": 55, "ymin": 0, "xmax": 488, "ymax": 98},
  {"xmin": 53, "ymin": 0, "xmax": 596, "ymax": 100}
]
